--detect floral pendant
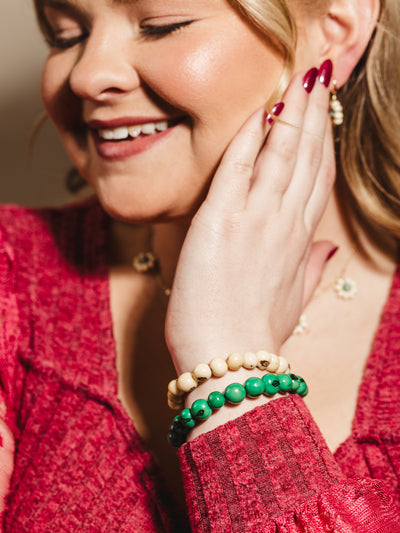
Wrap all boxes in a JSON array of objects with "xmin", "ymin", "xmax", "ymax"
[
  {"xmin": 132, "ymin": 251, "xmax": 159, "ymax": 274},
  {"xmin": 334, "ymin": 277, "xmax": 358, "ymax": 300}
]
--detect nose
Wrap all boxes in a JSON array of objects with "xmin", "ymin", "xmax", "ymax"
[{"xmin": 69, "ymin": 24, "xmax": 140, "ymax": 101}]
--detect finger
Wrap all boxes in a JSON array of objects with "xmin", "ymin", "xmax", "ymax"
[
  {"xmin": 205, "ymin": 107, "xmax": 270, "ymax": 213},
  {"xmin": 303, "ymin": 121, "xmax": 336, "ymax": 231},
  {"xmin": 247, "ymin": 70, "xmax": 311, "ymax": 211},
  {"xmin": 302, "ymin": 240, "xmax": 337, "ymax": 307},
  {"xmin": 284, "ymin": 71, "xmax": 331, "ymax": 208}
]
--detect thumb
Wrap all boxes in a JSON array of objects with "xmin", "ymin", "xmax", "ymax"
[{"xmin": 303, "ymin": 241, "xmax": 338, "ymax": 307}]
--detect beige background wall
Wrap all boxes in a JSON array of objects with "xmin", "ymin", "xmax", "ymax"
[{"xmin": 1, "ymin": 0, "xmax": 71, "ymax": 206}]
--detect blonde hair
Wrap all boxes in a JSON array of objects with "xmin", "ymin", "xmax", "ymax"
[{"xmin": 229, "ymin": 0, "xmax": 400, "ymax": 250}]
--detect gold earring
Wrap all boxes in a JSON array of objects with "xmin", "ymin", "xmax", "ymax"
[{"xmin": 330, "ymin": 80, "xmax": 344, "ymax": 126}]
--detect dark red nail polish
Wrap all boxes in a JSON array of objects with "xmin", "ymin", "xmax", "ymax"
[
  {"xmin": 266, "ymin": 101, "xmax": 285, "ymax": 124},
  {"xmin": 326, "ymin": 246, "xmax": 339, "ymax": 262},
  {"xmin": 303, "ymin": 67, "xmax": 318, "ymax": 93},
  {"xmin": 318, "ymin": 59, "xmax": 333, "ymax": 88}
]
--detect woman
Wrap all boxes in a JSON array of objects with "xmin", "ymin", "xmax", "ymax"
[{"xmin": 1, "ymin": 0, "xmax": 400, "ymax": 530}]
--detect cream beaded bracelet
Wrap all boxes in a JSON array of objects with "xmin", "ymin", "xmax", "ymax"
[{"xmin": 167, "ymin": 351, "xmax": 290, "ymax": 410}]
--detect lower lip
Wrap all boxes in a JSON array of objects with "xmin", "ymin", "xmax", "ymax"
[{"xmin": 90, "ymin": 124, "xmax": 179, "ymax": 161}]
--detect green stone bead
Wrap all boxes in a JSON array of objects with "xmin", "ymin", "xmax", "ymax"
[
  {"xmin": 262, "ymin": 374, "xmax": 280, "ymax": 396},
  {"xmin": 278, "ymin": 373, "xmax": 293, "ymax": 392},
  {"xmin": 168, "ymin": 430, "xmax": 186, "ymax": 447},
  {"xmin": 297, "ymin": 378, "xmax": 308, "ymax": 397},
  {"xmin": 191, "ymin": 399, "xmax": 212, "ymax": 420},
  {"xmin": 207, "ymin": 391, "xmax": 226, "ymax": 409},
  {"xmin": 245, "ymin": 377, "xmax": 265, "ymax": 398},
  {"xmin": 224, "ymin": 383, "xmax": 246, "ymax": 404},
  {"xmin": 301, "ymin": 384, "xmax": 309, "ymax": 397},
  {"xmin": 173, "ymin": 415, "xmax": 184, "ymax": 427},
  {"xmin": 180, "ymin": 408, "xmax": 196, "ymax": 429},
  {"xmin": 289, "ymin": 374, "xmax": 300, "ymax": 391},
  {"xmin": 172, "ymin": 417, "xmax": 187, "ymax": 435}
]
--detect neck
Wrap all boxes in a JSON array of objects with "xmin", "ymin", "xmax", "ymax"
[
  {"xmin": 109, "ymin": 216, "xmax": 189, "ymax": 287},
  {"xmin": 314, "ymin": 191, "xmax": 397, "ymax": 276},
  {"xmin": 108, "ymin": 189, "xmax": 396, "ymax": 286}
]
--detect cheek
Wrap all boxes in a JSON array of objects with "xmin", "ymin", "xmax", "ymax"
[{"xmin": 141, "ymin": 32, "xmax": 283, "ymax": 123}]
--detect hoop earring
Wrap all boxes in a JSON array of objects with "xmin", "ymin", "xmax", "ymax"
[{"xmin": 330, "ymin": 80, "xmax": 343, "ymax": 126}]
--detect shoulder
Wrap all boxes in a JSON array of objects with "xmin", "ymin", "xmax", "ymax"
[
  {"xmin": 0, "ymin": 197, "xmax": 107, "ymax": 272},
  {"xmin": 0, "ymin": 196, "xmax": 103, "ymax": 248}
]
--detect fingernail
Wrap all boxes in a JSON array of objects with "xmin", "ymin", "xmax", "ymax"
[
  {"xmin": 266, "ymin": 102, "xmax": 285, "ymax": 125},
  {"xmin": 303, "ymin": 67, "xmax": 318, "ymax": 93},
  {"xmin": 318, "ymin": 59, "xmax": 333, "ymax": 88},
  {"xmin": 326, "ymin": 246, "xmax": 339, "ymax": 262}
]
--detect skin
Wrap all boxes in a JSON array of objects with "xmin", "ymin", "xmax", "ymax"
[
  {"xmin": 36, "ymin": 0, "xmax": 396, "ymax": 502},
  {"xmin": 40, "ymin": 0, "xmax": 285, "ymax": 221}
]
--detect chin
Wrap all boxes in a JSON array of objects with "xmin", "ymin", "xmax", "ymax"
[{"xmin": 93, "ymin": 182, "xmax": 199, "ymax": 225}]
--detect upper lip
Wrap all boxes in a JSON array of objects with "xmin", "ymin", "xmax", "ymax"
[{"xmin": 87, "ymin": 116, "xmax": 185, "ymax": 130}]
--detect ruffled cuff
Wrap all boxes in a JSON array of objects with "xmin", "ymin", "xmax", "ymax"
[{"xmin": 179, "ymin": 395, "xmax": 400, "ymax": 532}]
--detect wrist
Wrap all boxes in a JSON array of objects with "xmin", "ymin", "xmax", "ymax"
[
  {"xmin": 185, "ymin": 367, "xmax": 275, "ymax": 439},
  {"xmin": 170, "ymin": 338, "xmax": 282, "ymax": 376}
]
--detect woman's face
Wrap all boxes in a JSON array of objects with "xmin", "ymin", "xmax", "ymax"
[{"xmin": 41, "ymin": 0, "xmax": 291, "ymax": 221}]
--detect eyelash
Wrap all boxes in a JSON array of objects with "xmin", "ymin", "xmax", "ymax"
[
  {"xmin": 46, "ymin": 20, "xmax": 193, "ymax": 49},
  {"xmin": 46, "ymin": 34, "xmax": 88, "ymax": 50},
  {"xmin": 139, "ymin": 20, "xmax": 194, "ymax": 38}
]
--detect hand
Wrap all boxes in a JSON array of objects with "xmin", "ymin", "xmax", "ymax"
[{"xmin": 166, "ymin": 65, "xmax": 336, "ymax": 372}]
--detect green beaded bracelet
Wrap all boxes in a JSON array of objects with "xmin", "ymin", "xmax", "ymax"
[{"xmin": 167, "ymin": 373, "xmax": 308, "ymax": 447}]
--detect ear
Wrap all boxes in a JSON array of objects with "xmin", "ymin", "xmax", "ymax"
[{"xmin": 321, "ymin": 0, "xmax": 380, "ymax": 87}]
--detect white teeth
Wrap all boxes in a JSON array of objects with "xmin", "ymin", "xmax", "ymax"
[
  {"xmin": 141, "ymin": 123, "xmax": 156, "ymax": 135},
  {"xmin": 99, "ymin": 129, "xmax": 116, "ymax": 141},
  {"xmin": 128, "ymin": 126, "xmax": 141, "ymax": 138},
  {"xmin": 155, "ymin": 121, "xmax": 168, "ymax": 132},
  {"xmin": 98, "ymin": 120, "xmax": 173, "ymax": 141},
  {"xmin": 112, "ymin": 127, "xmax": 129, "ymax": 140}
]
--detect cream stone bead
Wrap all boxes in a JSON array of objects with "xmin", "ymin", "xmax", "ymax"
[
  {"xmin": 243, "ymin": 352, "xmax": 258, "ymax": 370},
  {"xmin": 276, "ymin": 356, "xmax": 289, "ymax": 374},
  {"xmin": 255, "ymin": 350, "xmax": 272, "ymax": 370},
  {"xmin": 167, "ymin": 391, "xmax": 184, "ymax": 410},
  {"xmin": 168, "ymin": 379, "xmax": 184, "ymax": 397},
  {"xmin": 209, "ymin": 357, "xmax": 228, "ymax": 377},
  {"xmin": 177, "ymin": 372, "xmax": 198, "ymax": 393},
  {"xmin": 266, "ymin": 353, "xmax": 280, "ymax": 372},
  {"xmin": 193, "ymin": 363, "xmax": 212, "ymax": 383},
  {"xmin": 227, "ymin": 352, "xmax": 244, "ymax": 371}
]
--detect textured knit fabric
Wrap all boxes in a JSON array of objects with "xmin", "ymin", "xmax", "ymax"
[
  {"xmin": 0, "ymin": 200, "xmax": 188, "ymax": 532},
  {"xmin": 1, "ymin": 199, "xmax": 400, "ymax": 532}
]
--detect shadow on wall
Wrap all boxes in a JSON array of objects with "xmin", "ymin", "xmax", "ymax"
[
  {"xmin": 0, "ymin": 80, "xmax": 73, "ymax": 207},
  {"xmin": 1, "ymin": 0, "xmax": 72, "ymax": 207}
]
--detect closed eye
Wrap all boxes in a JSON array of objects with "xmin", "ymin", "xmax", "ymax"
[
  {"xmin": 46, "ymin": 33, "xmax": 88, "ymax": 49},
  {"xmin": 139, "ymin": 20, "xmax": 194, "ymax": 38}
]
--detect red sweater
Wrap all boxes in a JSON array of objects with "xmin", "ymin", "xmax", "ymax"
[{"xmin": 0, "ymin": 199, "xmax": 399, "ymax": 532}]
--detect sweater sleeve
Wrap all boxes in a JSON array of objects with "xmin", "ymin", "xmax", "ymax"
[
  {"xmin": 179, "ymin": 395, "xmax": 400, "ymax": 532},
  {"xmin": 0, "ymin": 233, "xmax": 18, "ymax": 520}
]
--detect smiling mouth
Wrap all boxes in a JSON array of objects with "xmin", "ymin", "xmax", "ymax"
[{"xmin": 95, "ymin": 119, "xmax": 182, "ymax": 142}]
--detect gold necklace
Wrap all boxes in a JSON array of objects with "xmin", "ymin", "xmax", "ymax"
[
  {"xmin": 132, "ymin": 229, "xmax": 171, "ymax": 296},
  {"xmin": 293, "ymin": 250, "xmax": 358, "ymax": 335}
]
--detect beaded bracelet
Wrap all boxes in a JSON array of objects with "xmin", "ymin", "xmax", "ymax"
[
  {"xmin": 168, "ymin": 373, "xmax": 308, "ymax": 447},
  {"xmin": 168, "ymin": 351, "xmax": 290, "ymax": 410}
]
